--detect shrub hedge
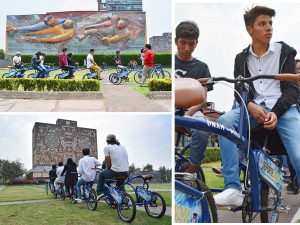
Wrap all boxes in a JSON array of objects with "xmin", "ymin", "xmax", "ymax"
[
  {"xmin": 203, "ymin": 147, "xmax": 221, "ymax": 163},
  {"xmin": 21, "ymin": 53, "xmax": 171, "ymax": 67},
  {"xmin": 0, "ymin": 78, "xmax": 101, "ymax": 92},
  {"xmin": 148, "ymin": 78, "xmax": 172, "ymax": 91}
]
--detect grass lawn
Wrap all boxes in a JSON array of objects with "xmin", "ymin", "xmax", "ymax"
[{"xmin": 0, "ymin": 201, "xmax": 171, "ymax": 225}]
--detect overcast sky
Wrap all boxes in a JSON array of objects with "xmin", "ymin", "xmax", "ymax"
[
  {"xmin": 0, "ymin": 114, "xmax": 171, "ymax": 171},
  {"xmin": 0, "ymin": 0, "xmax": 171, "ymax": 50},
  {"xmin": 175, "ymin": 0, "xmax": 300, "ymax": 111}
]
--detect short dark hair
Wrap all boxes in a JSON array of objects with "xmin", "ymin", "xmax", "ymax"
[
  {"xmin": 58, "ymin": 162, "xmax": 63, "ymax": 166},
  {"xmin": 116, "ymin": 50, "xmax": 120, "ymax": 53},
  {"xmin": 145, "ymin": 44, "xmax": 151, "ymax": 50},
  {"xmin": 175, "ymin": 21, "xmax": 199, "ymax": 41},
  {"xmin": 90, "ymin": 49, "xmax": 95, "ymax": 53},
  {"xmin": 63, "ymin": 48, "xmax": 68, "ymax": 52},
  {"xmin": 82, "ymin": 148, "xmax": 90, "ymax": 155},
  {"xmin": 296, "ymin": 59, "xmax": 300, "ymax": 63},
  {"xmin": 244, "ymin": 6, "xmax": 276, "ymax": 27},
  {"xmin": 52, "ymin": 164, "xmax": 56, "ymax": 169}
]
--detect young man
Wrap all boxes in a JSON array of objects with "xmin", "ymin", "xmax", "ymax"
[
  {"xmin": 96, "ymin": 134, "xmax": 129, "ymax": 200},
  {"xmin": 48, "ymin": 164, "xmax": 57, "ymax": 192},
  {"xmin": 86, "ymin": 49, "xmax": 103, "ymax": 80},
  {"xmin": 31, "ymin": 51, "xmax": 48, "ymax": 78},
  {"xmin": 175, "ymin": 21, "xmax": 212, "ymax": 175},
  {"xmin": 13, "ymin": 52, "xmax": 23, "ymax": 69},
  {"xmin": 76, "ymin": 148, "xmax": 101, "ymax": 203},
  {"xmin": 59, "ymin": 48, "xmax": 75, "ymax": 78},
  {"xmin": 214, "ymin": 6, "xmax": 300, "ymax": 206},
  {"xmin": 54, "ymin": 162, "xmax": 65, "ymax": 191},
  {"xmin": 114, "ymin": 50, "xmax": 122, "ymax": 66},
  {"xmin": 140, "ymin": 44, "xmax": 155, "ymax": 86}
]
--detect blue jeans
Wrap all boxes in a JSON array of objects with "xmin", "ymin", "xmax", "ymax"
[
  {"xmin": 33, "ymin": 65, "xmax": 48, "ymax": 78},
  {"xmin": 76, "ymin": 178, "xmax": 86, "ymax": 200},
  {"xmin": 96, "ymin": 168, "xmax": 111, "ymax": 195},
  {"xmin": 62, "ymin": 65, "xmax": 75, "ymax": 77},
  {"xmin": 218, "ymin": 104, "xmax": 300, "ymax": 190},
  {"xmin": 188, "ymin": 111, "xmax": 209, "ymax": 166}
]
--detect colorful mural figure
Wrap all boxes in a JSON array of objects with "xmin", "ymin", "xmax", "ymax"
[{"xmin": 6, "ymin": 11, "xmax": 146, "ymax": 54}]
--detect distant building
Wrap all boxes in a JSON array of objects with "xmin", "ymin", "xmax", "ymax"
[
  {"xmin": 97, "ymin": 0, "xmax": 143, "ymax": 11},
  {"xmin": 149, "ymin": 33, "xmax": 171, "ymax": 53},
  {"xmin": 26, "ymin": 119, "xmax": 97, "ymax": 180}
]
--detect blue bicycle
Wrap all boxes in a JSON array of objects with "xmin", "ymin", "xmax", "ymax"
[
  {"xmin": 133, "ymin": 64, "xmax": 171, "ymax": 84},
  {"xmin": 110, "ymin": 66, "xmax": 138, "ymax": 85},
  {"xmin": 72, "ymin": 181, "xmax": 97, "ymax": 210},
  {"xmin": 2, "ymin": 66, "xmax": 31, "ymax": 78},
  {"xmin": 175, "ymin": 74, "xmax": 300, "ymax": 223},
  {"xmin": 119, "ymin": 174, "xmax": 166, "ymax": 218},
  {"xmin": 82, "ymin": 68, "xmax": 98, "ymax": 79},
  {"xmin": 98, "ymin": 177, "xmax": 136, "ymax": 223}
]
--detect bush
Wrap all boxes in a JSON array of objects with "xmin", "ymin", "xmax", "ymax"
[
  {"xmin": 0, "ymin": 78, "xmax": 101, "ymax": 92},
  {"xmin": 148, "ymin": 78, "xmax": 172, "ymax": 91},
  {"xmin": 21, "ymin": 53, "xmax": 172, "ymax": 67},
  {"xmin": 203, "ymin": 147, "xmax": 221, "ymax": 163}
]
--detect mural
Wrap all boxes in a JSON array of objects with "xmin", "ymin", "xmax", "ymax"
[
  {"xmin": 6, "ymin": 11, "xmax": 146, "ymax": 55},
  {"xmin": 32, "ymin": 119, "xmax": 97, "ymax": 167}
]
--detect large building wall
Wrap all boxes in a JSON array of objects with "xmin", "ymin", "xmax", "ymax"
[
  {"xmin": 32, "ymin": 119, "xmax": 97, "ymax": 167},
  {"xmin": 6, "ymin": 11, "xmax": 146, "ymax": 55},
  {"xmin": 149, "ymin": 32, "xmax": 171, "ymax": 53}
]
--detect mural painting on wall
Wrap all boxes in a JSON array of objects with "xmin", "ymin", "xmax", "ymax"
[
  {"xmin": 32, "ymin": 123, "xmax": 97, "ymax": 166},
  {"xmin": 6, "ymin": 11, "xmax": 146, "ymax": 55}
]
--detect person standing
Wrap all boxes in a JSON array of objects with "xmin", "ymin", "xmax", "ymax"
[
  {"xmin": 86, "ymin": 49, "xmax": 103, "ymax": 80},
  {"xmin": 140, "ymin": 44, "xmax": 155, "ymax": 86}
]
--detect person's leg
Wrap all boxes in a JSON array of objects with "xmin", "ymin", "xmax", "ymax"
[
  {"xmin": 277, "ymin": 105, "xmax": 300, "ymax": 188},
  {"xmin": 141, "ymin": 66, "xmax": 152, "ymax": 85},
  {"xmin": 76, "ymin": 178, "xmax": 85, "ymax": 201},
  {"xmin": 187, "ymin": 111, "xmax": 209, "ymax": 173},
  {"xmin": 90, "ymin": 65, "xmax": 102, "ymax": 79},
  {"xmin": 96, "ymin": 169, "xmax": 111, "ymax": 195}
]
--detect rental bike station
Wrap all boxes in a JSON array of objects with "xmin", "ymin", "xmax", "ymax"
[{"xmin": 175, "ymin": 73, "xmax": 300, "ymax": 223}]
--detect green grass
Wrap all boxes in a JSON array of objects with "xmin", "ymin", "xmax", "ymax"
[
  {"xmin": 201, "ymin": 161, "xmax": 222, "ymax": 168},
  {"xmin": 0, "ymin": 201, "xmax": 171, "ymax": 225},
  {"xmin": 203, "ymin": 171, "xmax": 225, "ymax": 189}
]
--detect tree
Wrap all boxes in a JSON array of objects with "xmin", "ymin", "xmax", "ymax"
[
  {"xmin": 143, "ymin": 164, "xmax": 153, "ymax": 172},
  {"xmin": 158, "ymin": 166, "xmax": 167, "ymax": 183},
  {"xmin": 0, "ymin": 159, "xmax": 27, "ymax": 184},
  {"xmin": 0, "ymin": 49, "xmax": 4, "ymax": 60}
]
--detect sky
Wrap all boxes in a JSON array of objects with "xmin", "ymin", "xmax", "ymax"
[
  {"xmin": 0, "ymin": 0, "xmax": 171, "ymax": 50},
  {"xmin": 0, "ymin": 114, "xmax": 172, "ymax": 171},
  {"xmin": 175, "ymin": 0, "xmax": 300, "ymax": 111}
]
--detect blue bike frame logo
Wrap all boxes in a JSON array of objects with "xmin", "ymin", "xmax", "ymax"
[{"xmin": 175, "ymin": 190, "xmax": 203, "ymax": 223}]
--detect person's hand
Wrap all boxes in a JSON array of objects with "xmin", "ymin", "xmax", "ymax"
[
  {"xmin": 247, "ymin": 102, "xmax": 267, "ymax": 124},
  {"xmin": 263, "ymin": 112, "xmax": 277, "ymax": 130}
]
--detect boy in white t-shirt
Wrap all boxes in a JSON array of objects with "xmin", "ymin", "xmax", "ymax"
[{"xmin": 86, "ymin": 49, "xmax": 103, "ymax": 80}]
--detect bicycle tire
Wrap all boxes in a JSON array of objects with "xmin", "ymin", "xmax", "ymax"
[
  {"xmin": 162, "ymin": 70, "xmax": 171, "ymax": 79},
  {"xmin": 87, "ymin": 189, "xmax": 98, "ymax": 211},
  {"xmin": 111, "ymin": 74, "xmax": 122, "ymax": 85},
  {"xmin": 109, "ymin": 73, "xmax": 116, "ymax": 83},
  {"xmin": 27, "ymin": 73, "xmax": 33, "ymax": 78},
  {"xmin": 117, "ymin": 192, "xmax": 136, "ymax": 223},
  {"xmin": 180, "ymin": 178, "xmax": 218, "ymax": 223},
  {"xmin": 82, "ymin": 74, "xmax": 88, "ymax": 79},
  {"xmin": 144, "ymin": 191, "xmax": 166, "ymax": 218},
  {"xmin": 177, "ymin": 159, "xmax": 206, "ymax": 183},
  {"xmin": 260, "ymin": 186, "xmax": 280, "ymax": 223},
  {"xmin": 151, "ymin": 70, "xmax": 160, "ymax": 79},
  {"xmin": 133, "ymin": 71, "xmax": 143, "ymax": 84},
  {"xmin": 54, "ymin": 74, "xmax": 59, "ymax": 79}
]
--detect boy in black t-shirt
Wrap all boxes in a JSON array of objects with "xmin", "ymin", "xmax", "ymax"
[
  {"xmin": 175, "ymin": 21, "xmax": 212, "ymax": 175},
  {"xmin": 48, "ymin": 164, "xmax": 57, "ymax": 192}
]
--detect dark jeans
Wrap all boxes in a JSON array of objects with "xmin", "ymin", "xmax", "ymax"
[
  {"xmin": 33, "ymin": 65, "xmax": 48, "ymax": 78},
  {"xmin": 62, "ymin": 65, "xmax": 75, "ymax": 78},
  {"xmin": 96, "ymin": 169, "xmax": 128, "ymax": 194}
]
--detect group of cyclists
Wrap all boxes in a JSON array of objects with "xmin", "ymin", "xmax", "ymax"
[
  {"xmin": 48, "ymin": 134, "xmax": 129, "ymax": 203},
  {"xmin": 175, "ymin": 4, "xmax": 300, "ymax": 208}
]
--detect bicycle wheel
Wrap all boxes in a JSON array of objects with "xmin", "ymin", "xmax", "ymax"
[
  {"xmin": 177, "ymin": 159, "xmax": 206, "ymax": 183},
  {"xmin": 27, "ymin": 73, "xmax": 33, "ymax": 78},
  {"xmin": 180, "ymin": 178, "xmax": 218, "ymax": 222},
  {"xmin": 87, "ymin": 189, "xmax": 97, "ymax": 211},
  {"xmin": 117, "ymin": 192, "xmax": 136, "ymax": 223},
  {"xmin": 109, "ymin": 73, "xmax": 116, "ymax": 83},
  {"xmin": 54, "ymin": 74, "xmax": 59, "ymax": 79},
  {"xmin": 151, "ymin": 70, "xmax": 160, "ymax": 79},
  {"xmin": 144, "ymin": 191, "xmax": 166, "ymax": 218},
  {"xmin": 162, "ymin": 70, "xmax": 171, "ymax": 79},
  {"xmin": 134, "ymin": 71, "xmax": 143, "ymax": 84},
  {"xmin": 82, "ymin": 74, "xmax": 88, "ymax": 79},
  {"xmin": 260, "ymin": 186, "xmax": 280, "ymax": 223},
  {"xmin": 111, "ymin": 74, "xmax": 122, "ymax": 85}
]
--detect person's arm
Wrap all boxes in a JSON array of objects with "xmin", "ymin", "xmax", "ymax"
[
  {"xmin": 105, "ymin": 156, "xmax": 112, "ymax": 168},
  {"xmin": 77, "ymin": 160, "xmax": 83, "ymax": 174},
  {"xmin": 185, "ymin": 87, "xmax": 208, "ymax": 116},
  {"xmin": 61, "ymin": 165, "xmax": 67, "ymax": 176}
]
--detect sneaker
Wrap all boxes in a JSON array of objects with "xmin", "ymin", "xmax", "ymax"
[
  {"xmin": 214, "ymin": 188, "xmax": 243, "ymax": 206},
  {"xmin": 286, "ymin": 178, "xmax": 299, "ymax": 195},
  {"xmin": 97, "ymin": 193, "xmax": 104, "ymax": 201},
  {"xmin": 75, "ymin": 198, "xmax": 82, "ymax": 203},
  {"xmin": 212, "ymin": 166, "xmax": 223, "ymax": 177}
]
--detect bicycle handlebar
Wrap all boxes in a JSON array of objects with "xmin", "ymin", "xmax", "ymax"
[{"xmin": 198, "ymin": 73, "xmax": 300, "ymax": 84}]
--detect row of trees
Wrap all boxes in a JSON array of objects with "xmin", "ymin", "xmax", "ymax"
[
  {"xmin": 128, "ymin": 163, "xmax": 171, "ymax": 183},
  {"xmin": 0, "ymin": 159, "xmax": 27, "ymax": 184}
]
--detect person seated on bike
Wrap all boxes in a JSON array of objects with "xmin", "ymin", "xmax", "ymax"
[
  {"xmin": 214, "ymin": 5, "xmax": 300, "ymax": 206},
  {"xmin": 31, "ymin": 51, "xmax": 48, "ymax": 78},
  {"xmin": 96, "ymin": 134, "xmax": 129, "ymax": 201},
  {"xmin": 175, "ymin": 21, "xmax": 213, "ymax": 176},
  {"xmin": 67, "ymin": 52, "xmax": 79, "ymax": 68},
  {"xmin": 76, "ymin": 148, "xmax": 101, "ymax": 203},
  {"xmin": 140, "ymin": 44, "xmax": 155, "ymax": 86},
  {"xmin": 86, "ymin": 49, "xmax": 103, "ymax": 80},
  {"xmin": 13, "ymin": 52, "xmax": 23, "ymax": 69},
  {"xmin": 61, "ymin": 158, "xmax": 78, "ymax": 198},
  {"xmin": 48, "ymin": 164, "xmax": 57, "ymax": 192},
  {"xmin": 114, "ymin": 50, "xmax": 126, "ymax": 71},
  {"xmin": 54, "ymin": 162, "xmax": 65, "ymax": 191},
  {"xmin": 59, "ymin": 48, "xmax": 75, "ymax": 79}
]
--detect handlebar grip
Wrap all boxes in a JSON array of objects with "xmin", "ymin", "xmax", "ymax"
[
  {"xmin": 197, "ymin": 78, "xmax": 210, "ymax": 84},
  {"xmin": 274, "ymin": 73, "xmax": 300, "ymax": 81}
]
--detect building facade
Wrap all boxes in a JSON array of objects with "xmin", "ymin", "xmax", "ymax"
[
  {"xmin": 149, "ymin": 32, "xmax": 171, "ymax": 53},
  {"xmin": 27, "ymin": 119, "xmax": 97, "ymax": 180},
  {"xmin": 98, "ymin": 0, "xmax": 143, "ymax": 11}
]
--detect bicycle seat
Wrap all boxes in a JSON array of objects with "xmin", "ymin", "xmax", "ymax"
[
  {"xmin": 112, "ymin": 176, "xmax": 126, "ymax": 187},
  {"xmin": 175, "ymin": 78, "xmax": 205, "ymax": 107},
  {"xmin": 251, "ymin": 126, "xmax": 287, "ymax": 156},
  {"xmin": 142, "ymin": 174, "xmax": 153, "ymax": 181}
]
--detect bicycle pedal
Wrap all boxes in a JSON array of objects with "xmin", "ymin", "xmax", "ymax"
[
  {"xmin": 278, "ymin": 205, "xmax": 291, "ymax": 214},
  {"xmin": 216, "ymin": 205, "xmax": 242, "ymax": 212}
]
